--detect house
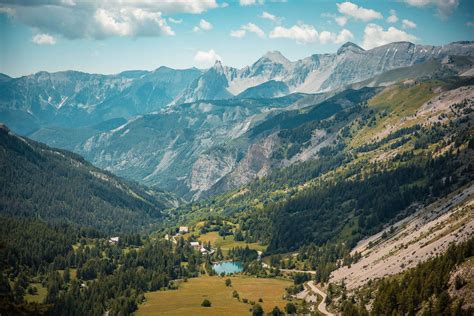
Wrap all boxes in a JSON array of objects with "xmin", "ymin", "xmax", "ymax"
[
  {"xmin": 200, "ymin": 247, "xmax": 215, "ymax": 255},
  {"xmin": 190, "ymin": 241, "xmax": 200, "ymax": 250},
  {"xmin": 179, "ymin": 226, "xmax": 189, "ymax": 234},
  {"xmin": 109, "ymin": 236, "xmax": 119, "ymax": 244}
]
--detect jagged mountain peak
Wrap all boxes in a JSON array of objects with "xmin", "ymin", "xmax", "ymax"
[
  {"xmin": 337, "ymin": 42, "xmax": 364, "ymax": 55},
  {"xmin": 261, "ymin": 50, "xmax": 290, "ymax": 65}
]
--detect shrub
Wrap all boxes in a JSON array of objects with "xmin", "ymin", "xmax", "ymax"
[
  {"xmin": 252, "ymin": 304, "xmax": 264, "ymax": 316},
  {"xmin": 201, "ymin": 299, "xmax": 211, "ymax": 307},
  {"xmin": 285, "ymin": 303, "xmax": 297, "ymax": 314}
]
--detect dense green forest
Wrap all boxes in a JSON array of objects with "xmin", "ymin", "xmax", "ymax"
[
  {"xmin": 0, "ymin": 125, "xmax": 175, "ymax": 233},
  {"xmin": 0, "ymin": 216, "xmax": 203, "ymax": 315}
]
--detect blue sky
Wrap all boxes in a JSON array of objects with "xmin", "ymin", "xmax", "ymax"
[{"xmin": 0, "ymin": 0, "xmax": 473, "ymax": 77}]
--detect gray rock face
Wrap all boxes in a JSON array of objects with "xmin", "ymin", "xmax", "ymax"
[
  {"xmin": 77, "ymin": 95, "xmax": 306, "ymax": 200},
  {"xmin": 177, "ymin": 41, "xmax": 474, "ymax": 102},
  {"xmin": 1, "ymin": 41, "xmax": 473, "ymax": 200},
  {"xmin": 0, "ymin": 68, "xmax": 202, "ymax": 135}
]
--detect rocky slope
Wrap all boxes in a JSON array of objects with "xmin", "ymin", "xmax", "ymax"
[
  {"xmin": 175, "ymin": 41, "xmax": 474, "ymax": 103},
  {"xmin": 1, "ymin": 41, "xmax": 473, "ymax": 200},
  {"xmin": 0, "ymin": 67, "xmax": 202, "ymax": 135}
]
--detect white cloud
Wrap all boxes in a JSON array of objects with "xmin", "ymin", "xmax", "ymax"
[
  {"xmin": 337, "ymin": 1, "xmax": 383, "ymax": 22},
  {"xmin": 230, "ymin": 29, "xmax": 246, "ymax": 38},
  {"xmin": 241, "ymin": 22, "xmax": 265, "ymax": 38},
  {"xmin": 230, "ymin": 22, "xmax": 265, "ymax": 38},
  {"xmin": 260, "ymin": 11, "xmax": 281, "ymax": 23},
  {"xmin": 319, "ymin": 29, "xmax": 353, "ymax": 44},
  {"xmin": 362, "ymin": 23, "xmax": 417, "ymax": 49},
  {"xmin": 199, "ymin": 19, "xmax": 213, "ymax": 30},
  {"xmin": 387, "ymin": 9, "xmax": 398, "ymax": 23},
  {"xmin": 318, "ymin": 31, "xmax": 333, "ymax": 44},
  {"xmin": 269, "ymin": 23, "xmax": 318, "ymax": 44},
  {"xmin": 193, "ymin": 19, "xmax": 213, "ymax": 32},
  {"xmin": 466, "ymin": 21, "xmax": 474, "ymax": 27},
  {"xmin": 239, "ymin": 0, "xmax": 264, "ymax": 6},
  {"xmin": 335, "ymin": 16, "xmax": 348, "ymax": 26},
  {"xmin": 194, "ymin": 49, "xmax": 221, "ymax": 65},
  {"xmin": 335, "ymin": 29, "xmax": 354, "ymax": 43},
  {"xmin": 168, "ymin": 17, "xmax": 182, "ymax": 24},
  {"xmin": 402, "ymin": 19, "xmax": 417, "ymax": 29},
  {"xmin": 402, "ymin": 0, "xmax": 459, "ymax": 18},
  {"xmin": 32, "ymin": 33, "xmax": 56, "ymax": 45},
  {"xmin": 94, "ymin": 8, "xmax": 174, "ymax": 37},
  {"xmin": 0, "ymin": 0, "xmax": 220, "ymax": 39}
]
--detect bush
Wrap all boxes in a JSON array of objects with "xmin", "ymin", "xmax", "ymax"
[
  {"xmin": 270, "ymin": 306, "xmax": 284, "ymax": 316},
  {"xmin": 201, "ymin": 299, "xmax": 211, "ymax": 307},
  {"xmin": 454, "ymin": 275, "xmax": 465, "ymax": 290},
  {"xmin": 285, "ymin": 303, "xmax": 297, "ymax": 314},
  {"xmin": 225, "ymin": 278, "xmax": 232, "ymax": 287},
  {"xmin": 252, "ymin": 304, "xmax": 264, "ymax": 316}
]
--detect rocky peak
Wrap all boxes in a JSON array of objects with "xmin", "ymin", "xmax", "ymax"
[
  {"xmin": 261, "ymin": 50, "xmax": 290, "ymax": 65},
  {"xmin": 337, "ymin": 42, "xmax": 364, "ymax": 55}
]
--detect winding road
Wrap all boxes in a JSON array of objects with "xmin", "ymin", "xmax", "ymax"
[
  {"xmin": 262, "ymin": 262, "xmax": 333, "ymax": 315},
  {"xmin": 306, "ymin": 281, "xmax": 334, "ymax": 316}
]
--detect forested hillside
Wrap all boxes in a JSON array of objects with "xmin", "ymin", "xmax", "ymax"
[
  {"xmin": 167, "ymin": 77, "xmax": 474, "ymax": 283},
  {"xmin": 0, "ymin": 124, "xmax": 178, "ymax": 233}
]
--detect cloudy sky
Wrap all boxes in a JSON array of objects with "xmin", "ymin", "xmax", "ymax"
[{"xmin": 1, "ymin": 0, "xmax": 473, "ymax": 77}]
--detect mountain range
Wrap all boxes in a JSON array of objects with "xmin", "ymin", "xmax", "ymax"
[{"xmin": 1, "ymin": 41, "xmax": 473, "ymax": 199}]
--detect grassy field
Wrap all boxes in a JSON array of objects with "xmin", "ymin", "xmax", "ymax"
[
  {"xmin": 198, "ymin": 231, "xmax": 267, "ymax": 253},
  {"xmin": 350, "ymin": 81, "xmax": 439, "ymax": 148},
  {"xmin": 137, "ymin": 275, "xmax": 294, "ymax": 315},
  {"xmin": 24, "ymin": 283, "xmax": 47, "ymax": 303}
]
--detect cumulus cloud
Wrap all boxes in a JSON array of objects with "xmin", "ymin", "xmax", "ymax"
[
  {"xmin": 335, "ymin": 16, "xmax": 348, "ymax": 26},
  {"xmin": 269, "ymin": 23, "xmax": 351, "ymax": 45},
  {"xmin": 0, "ymin": 0, "xmax": 220, "ymax": 39},
  {"xmin": 362, "ymin": 23, "xmax": 417, "ymax": 49},
  {"xmin": 168, "ymin": 17, "xmax": 182, "ymax": 24},
  {"xmin": 240, "ymin": 0, "xmax": 264, "ymax": 6},
  {"xmin": 337, "ymin": 1, "xmax": 383, "ymax": 22},
  {"xmin": 230, "ymin": 29, "xmax": 246, "ymax": 38},
  {"xmin": 230, "ymin": 22, "xmax": 265, "ymax": 38},
  {"xmin": 319, "ymin": 29, "xmax": 353, "ymax": 44},
  {"xmin": 242, "ymin": 22, "xmax": 265, "ymax": 38},
  {"xmin": 387, "ymin": 9, "xmax": 398, "ymax": 23},
  {"xmin": 402, "ymin": 19, "xmax": 417, "ymax": 29},
  {"xmin": 194, "ymin": 49, "xmax": 221, "ymax": 65},
  {"xmin": 269, "ymin": 23, "xmax": 318, "ymax": 43},
  {"xmin": 94, "ymin": 8, "xmax": 174, "ymax": 37},
  {"xmin": 402, "ymin": 0, "xmax": 459, "ymax": 18},
  {"xmin": 32, "ymin": 33, "xmax": 56, "ymax": 45},
  {"xmin": 260, "ymin": 11, "xmax": 281, "ymax": 24},
  {"xmin": 193, "ymin": 19, "xmax": 213, "ymax": 32}
]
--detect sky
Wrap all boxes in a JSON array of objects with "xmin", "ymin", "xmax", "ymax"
[{"xmin": 0, "ymin": 0, "xmax": 473, "ymax": 77}]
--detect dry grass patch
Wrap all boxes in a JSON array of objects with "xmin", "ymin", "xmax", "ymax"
[{"xmin": 137, "ymin": 275, "xmax": 293, "ymax": 315}]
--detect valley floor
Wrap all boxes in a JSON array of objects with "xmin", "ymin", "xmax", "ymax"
[{"xmin": 136, "ymin": 275, "xmax": 294, "ymax": 315}]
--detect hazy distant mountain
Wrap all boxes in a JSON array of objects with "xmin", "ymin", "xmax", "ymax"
[
  {"xmin": 1, "ymin": 41, "xmax": 473, "ymax": 136},
  {"xmin": 176, "ymin": 41, "xmax": 474, "ymax": 103},
  {"xmin": 0, "ymin": 67, "xmax": 202, "ymax": 135}
]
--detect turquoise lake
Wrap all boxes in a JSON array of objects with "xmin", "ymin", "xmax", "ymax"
[{"xmin": 212, "ymin": 261, "xmax": 243, "ymax": 275}]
